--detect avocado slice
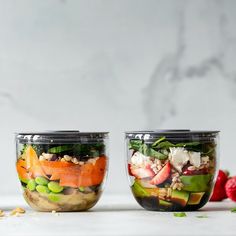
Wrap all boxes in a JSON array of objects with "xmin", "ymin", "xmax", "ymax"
[
  {"xmin": 188, "ymin": 192, "xmax": 205, "ymax": 205},
  {"xmin": 131, "ymin": 181, "xmax": 150, "ymax": 197},
  {"xmin": 171, "ymin": 190, "xmax": 189, "ymax": 207},
  {"xmin": 180, "ymin": 174, "xmax": 212, "ymax": 192},
  {"xmin": 159, "ymin": 199, "xmax": 172, "ymax": 207}
]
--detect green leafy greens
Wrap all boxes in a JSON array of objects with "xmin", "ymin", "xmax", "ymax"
[{"xmin": 129, "ymin": 136, "xmax": 201, "ymax": 160}]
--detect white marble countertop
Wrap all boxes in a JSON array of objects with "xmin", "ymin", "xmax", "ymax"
[{"xmin": 0, "ymin": 194, "xmax": 236, "ymax": 236}]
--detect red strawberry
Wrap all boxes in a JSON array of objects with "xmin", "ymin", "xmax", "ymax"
[
  {"xmin": 150, "ymin": 161, "xmax": 171, "ymax": 185},
  {"xmin": 130, "ymin": 166, "xmax": 155, "ymax": 179},
  {"xmin": 225, "ymin": 177, "xmax": 236, "ymax": 201},
  {"xmin": 128, "ymin": 164, "xmax": 133, "ymax": 176},
  {"xmin": 210, "ymin": 170, "xmax": 228, "ymax": 201}
]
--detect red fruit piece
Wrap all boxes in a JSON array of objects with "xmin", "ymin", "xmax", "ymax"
[
  {"xmin": 131, "ymin": 166, "xmax": 155, "ymax": 179},
  {"xmin": 182, "ymin": 165, "xmax": 208, "ymax": 175},
  {"xmin": 210, "ymin": 170, "xmax": 228, "ymax": 201},
  {"xmin": 128, "ymin": 164, "xmax": 133, "ymax": 176},
  {"xmin": 225, "ymin": 177, "xmax": 236, "ymax": 202},
  {"xmin": 150, "ymin": 161, "xmax": 171, "ymax": 185}
]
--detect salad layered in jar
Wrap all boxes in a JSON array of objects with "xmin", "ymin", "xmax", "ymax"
[
  {"xmin": 16, "ymin": 131, "xmax": 108, "ymax": 212},
  {"xmin": 126, "ymin": 130, "xmax": 219, "ymax": 211}
]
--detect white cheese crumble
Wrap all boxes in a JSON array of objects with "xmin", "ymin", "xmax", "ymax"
[
  {"xmin": 189, "ymin": 151, "xmax": 201, "ymax": 168},
  {"xmin": 169, "ymin": 147, "xmax": 189, "ymax": 172},
  {"xmin": 168, "ymin": 147, "xmax": 201, "ymax": 172},
  {"xmin": 131, "ymin": 151, "xmax": 152, "ymax": 167}
]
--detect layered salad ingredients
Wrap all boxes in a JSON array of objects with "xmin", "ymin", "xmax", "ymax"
[
  {"xmin": 128, "ymin": 136, "xmax": 217, "ymax": 211},
  {"xmin": 16, "ymin": 142, "xmax": 107, "ymax": 212}
]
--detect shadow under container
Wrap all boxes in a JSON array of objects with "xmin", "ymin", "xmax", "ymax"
[
  {"xmin": 16, "ymin": 131, "xmax": 109, "ymax": 212},
  {"xmin": 125, "ymin": 130, "xmax": 219, "ymax": 211}
]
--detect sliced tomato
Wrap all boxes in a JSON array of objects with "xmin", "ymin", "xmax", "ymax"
[{"xmin": 150, "ymin": 161, "xmax": 171, "ymax": 185}]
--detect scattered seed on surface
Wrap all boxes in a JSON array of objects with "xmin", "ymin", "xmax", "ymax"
[
  {"xmin": 0, "ymin": 210, "xmax": 5, "ymax": 217},
  {"xmin": 10, "ymin": 207, "xmax": 25, "ymax": 216}
]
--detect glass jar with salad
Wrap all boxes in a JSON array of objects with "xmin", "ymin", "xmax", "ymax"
[
  {"xmin": 16, "ymin": 131, "xmax": 109, "ymax": 212},
  {"xmin": 125, "ymin": 130, "xmax": 219, "ymax": 211}
]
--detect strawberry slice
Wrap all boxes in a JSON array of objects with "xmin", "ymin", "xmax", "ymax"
[
  {"xmin": 131, "ymin": 166, "xmax": 155, "ymax": 179},
  {"xmin": 150, "ymin": 161, "xmax": 171, "ymax": 185},
  {"xmin": 128, "ymin": 164, "xmax": 134, "ymax": 176}
]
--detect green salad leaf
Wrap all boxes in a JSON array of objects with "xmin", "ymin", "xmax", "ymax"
[
  {"xmin": 151, "ymin": 136, "xmax": 166, "ymax": 147},
  {"xmin": 128, "ymin": 136, "xmax": 215, "ymax": 159},
  {"xmin": 180, "ymin": 174, "xmax": 212, "ymax": 192},
  {"xmin": 129, "ymin": 140, "xmax": 168, "ymax": 160},
  {"xmin": 48, "ymin": 145, "xmax": 74, "ymax": 154}
]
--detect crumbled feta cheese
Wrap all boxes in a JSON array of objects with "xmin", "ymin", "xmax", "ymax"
[
  {"xmin": 189, "ymin": 152, "xmax": 201, "ymax": 168},
  {"xmin": 131, "ymin": 152, "xmax": 151, "ymax": 167},
  {"xmin": 169, "ymin": 147, "xmax": 189, "ymax": 172}
]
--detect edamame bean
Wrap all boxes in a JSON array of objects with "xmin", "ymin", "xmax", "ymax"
[
  {"xmin": 36, "ymin": 185, "xmax": 50, "ymax": 194},
  {"xmin": 79, "ymin": 186, "xmax": 85, "ymax": 192},
  {"xmin": 48, "ymin": 193, "xmax": 61, "ymax": 202},
  {"xmin": 48, "ymin": 181, "xmax": 64, "ymax": 193},
  {"xmin": 27, "ymin": 179, "xmax": 36, "ymax": 191},
  {"xmin": 35, "ymin": 176, "xmax": 49, "ymax": 186}
]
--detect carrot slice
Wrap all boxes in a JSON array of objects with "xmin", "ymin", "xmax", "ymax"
[
  {"xmin": 16, "ymin": 159, "xmax": 32, "ymax": 181},
  {"xmin": 59, "ymin": 156, "xmax": 107, "ymax": 187},
  {"xmin": 24, "ymin": 146, "xmax": 47, "ymax": 178},
  {"xmin": 39, "ymin": 156, "xmax": 107, "ymax": 187}
]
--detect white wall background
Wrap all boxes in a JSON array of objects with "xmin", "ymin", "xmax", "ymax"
[{"xmin": 0, "ymin": 0, "xmax": 236, "ymax": 195}]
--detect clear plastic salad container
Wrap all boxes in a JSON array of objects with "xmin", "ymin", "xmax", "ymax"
[
  {"xmin": 16, "ymin": 131, "xmax": 109, "ymax": 212},
  {"xmin": 125, "ymin": 130, "xmax": 219, "ymax": 211}
]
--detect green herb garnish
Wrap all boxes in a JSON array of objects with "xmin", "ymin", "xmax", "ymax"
[
  {"xmin": 231, "ymin": 208, "xmax": 236, "ymax": 213},
  {"xmin": 173, "ymin": 212, "xmax": 186, "ymax": 217},
  {"xmin": 196, "ymin": 215, "xmax": 208, "ymax": 218}
]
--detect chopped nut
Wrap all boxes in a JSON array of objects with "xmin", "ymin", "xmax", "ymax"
[
  {"xmin": 39, "ymin": 155, "xmax": 46, "ymax": 161},
  {"xmin": 72, "ymin": 158, "xmax": 79, "ymax": 164},
  {"xmin": 64, "ymin": 155, "xmax": 72, "ymax": 161},
  {"xmin": 171, "ymin": 172, "xmax": 180, "ymax": 178},
  {"xmin": 61, "ymin": 158, "xmax": 66, "ymax": 162},
  {"xmin": 87, "ymin": 157, "xmax": 99, "ymax": 165},
  {"xmin": 78, "ymin": 161, "xmax": 84, "ymax": 165},
  {"xmin": 151, "ymin": 164, "xmax": 156, "ymax": 169},
  {"xmin": 172, "ymin": 183, "xmax": 178, "ymax": 190},
  {"xmin": 167, "ymin": 188, "xmax": 172, "ymax": 197},
  {"xmin": 42, "ymin": 153, "xmax": 54, "ymax": 160},
  {"xmin": 10, "ymin": 207, "xmax": 25, "ymax": 216},
  {"xmin": 0, "ymin": 210, "xmax": 5, "ymax": 217},
  {"xmin": 157, "ymin": 165, "xmax": 162, "ymax": 171},
  {"xmin": 172, "ymin": 176, "xmax": 178, "ymax": 182},
  {"xmin": 51, "ymin": 210, "xmax": 59, "ymax": 216},
  {"xmin": 155, "ymin": 159, "xmax": 162, "ymax": 165}
]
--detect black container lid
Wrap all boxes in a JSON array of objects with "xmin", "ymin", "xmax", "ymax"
[
  {"xmin": 125, "ymin": 129, "xmax": 219, "ymax": 141},
  {"xmin": 16, "ymin": 130, "xmax": 109, "ymax": 144}
]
